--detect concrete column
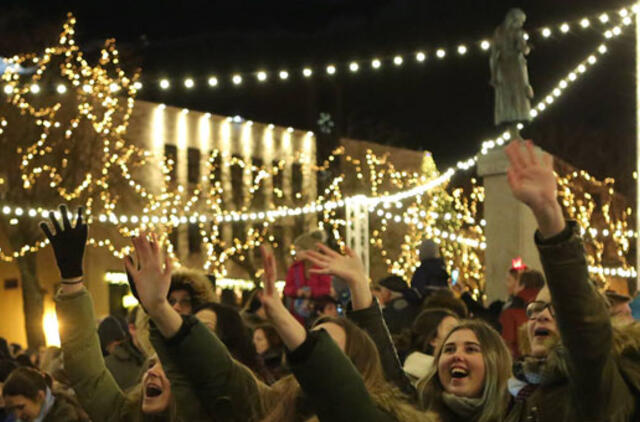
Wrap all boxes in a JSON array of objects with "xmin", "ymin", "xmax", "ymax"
[{"xmin": 477, "ymin": 145, "xmax": 542, "ymax": 303}]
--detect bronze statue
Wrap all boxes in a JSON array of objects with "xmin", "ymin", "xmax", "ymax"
[{"xmin": 490, "ymin": 8, "xmax": 533, "ymax": 137}]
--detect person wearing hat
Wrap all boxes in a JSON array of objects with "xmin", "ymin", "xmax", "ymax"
[
  {"xmin": 410, "ymin": 239, "xmax": 449, "ymax": 298},
  {"xmin": 97, "ymin": 316, "xmax": 126, "ymax": 357},
  {"xmin": 605, "ymin": 289, "xmax": 634, "ymax": 326},
  {"xmin": 375, "ymin": 275, "xmax": 421, "ymax": 335}
]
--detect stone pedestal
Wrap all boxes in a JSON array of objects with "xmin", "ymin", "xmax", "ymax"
[{"xmin": 477, "ymin": 145, "xmax": 543, "ymax": 303}]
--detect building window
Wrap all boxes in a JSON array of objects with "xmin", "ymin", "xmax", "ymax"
[
  {"xmin": 272, "ymin": 160, "xmax": 284, "ymax": 206},
  {"xmin": 231, "ymin": 154, "xmax": 245, "ymax": 210},
  {"xmin": 251, "ymin": 157, "xmax": 265, "ymax": 209},
  {"xmin": 188, "ymin": 223, "xmax": 201, "ymax": 254},
  {"xmin": 165, "ymin": 144, "xmax": 178, "ymax": 183},
  {"xmin": 292, "ymin": 163, "xmax": 303, "ymax": 203},
  {"xmin": 187, "ymin": 148, "xmax": 201, "ymax": 184}
]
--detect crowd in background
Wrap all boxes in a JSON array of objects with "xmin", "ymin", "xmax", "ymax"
[{"xmin": 1, "ymin": 140, "xmax": 639, "ymax": 421}]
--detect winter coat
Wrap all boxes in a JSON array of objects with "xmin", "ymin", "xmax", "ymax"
[
  {"xmin": 505, "ymin": 222, "xmax": 640, "ymax": 422},
  {"xmin": 151, "ymin": 314, "xmax": 430, "ymax": 421},
  {"xmin": 410, "ymin": 258, "xmax": 449, "ymax": 297},
  {"xmin": 105, "ymin": 340, "xmax": 145, "ymax": 391},
  {"xmin": 382, "ymin": 296, "xmax": 420, "ymax": 336},
  {"xmin": 499, "ymin": 287, "xmax": 539, "ymax": 358},
  {"xmin": 55, "ymin": 288, "xmax": 209, "ymax": 422},
  {"xmin": 42, "ymin": 392, "xmax": 89, "ymax": 422},
  {"xmin": 284, "ymin": 261, "xmax": 332, "ymax": 323}
]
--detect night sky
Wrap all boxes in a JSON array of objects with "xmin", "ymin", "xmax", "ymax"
[{"xmin": 1, "ymin": 0, "xmax": 636, "ymax": 195}]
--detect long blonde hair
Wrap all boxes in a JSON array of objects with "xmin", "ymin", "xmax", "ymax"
[
  {"xmin": 261, "ymin": 317, "xmax": 431, "ymax": 421},
  {"xmin": 416, "ymin": 319, "xmax": 512, "ymax": 422}
]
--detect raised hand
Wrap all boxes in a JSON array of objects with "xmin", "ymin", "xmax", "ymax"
[
  {"xmin": 40, "ymin": 205, "xmax": 87, "ymax": 280},
  {"xmin": 124, "ymin": 232, "xmax": 172, "ymax": 315},
  {"xmin": 300, "ymin": 244, "xmax": 372, "ymax": 310},
  {"xmin": 505, "ymin": 140, "xmax": 565, "ymax": 237},
  {"xmin": 259, "ymin": 244, "xmax": 307, "ymax": 350}
]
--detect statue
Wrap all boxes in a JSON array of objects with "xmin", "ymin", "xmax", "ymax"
[{"xmin": 490, "ymin": 8, "xmax": 533, "ymax": 139}]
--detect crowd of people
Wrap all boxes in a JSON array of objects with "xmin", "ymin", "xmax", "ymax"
[{"xmin": 1, "ymin": 140, "xmax": 640, "ymax": 421}]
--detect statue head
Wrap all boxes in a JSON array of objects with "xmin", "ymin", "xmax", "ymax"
[{"xmin": 504, "ymin": 8, "xmax": 526, "ymax": 29}]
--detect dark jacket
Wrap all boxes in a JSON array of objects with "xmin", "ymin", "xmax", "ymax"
[
  {"xmin": 382, "ymin": 296, "xmax": 420, "ymax": 335},
  {"xmin": 506, "ymin": 222, "xmax": 640, "ymax": 422},
  {"xmin": 410, "ymin": 258, "xmax": 449, "ymax": 296},
  {"xmin": 43, "ymin": 392, "xmax": 89, "ymax": 422},
  {"xmin": 105, "ymin": 340, "xmax": 145, "ymax": 391},
  {"xmin": 499, "ymin": 287, "xmax": 539, "ymax": 358}
]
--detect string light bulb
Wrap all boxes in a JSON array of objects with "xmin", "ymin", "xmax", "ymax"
[{"xmin": 159, "ymin": 79, "xmax": 170, "ymax": 89}]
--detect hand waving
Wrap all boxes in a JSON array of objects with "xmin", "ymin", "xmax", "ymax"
[
  {"xmin": 505, "ymin": 140, "xmax": 565, "ymax": 237},
  {"xmin": 259, "ymin": 245, "xmax": 288, "ymax": 320},
  {"xmin": 124, "ymin": 232, "xmax": 172, "ymax": 314},
  {"xmin": 40, "ymin": 205, "xmax": 87, "ymax": 279}
]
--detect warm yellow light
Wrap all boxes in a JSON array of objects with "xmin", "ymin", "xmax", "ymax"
[
  {"xmin": 122, "ymin": 294, "xmax": 138, "ymax": 308},
  {"xmin": 3, "ymin": 84, "xmax": 13, "ymax": 94},
  {"xmin": 560, "ymin": 23, "xmax": 570, "ymax": 33},
  {"xmin": 159, "ymin": 79, "xmax": 170, "ymax": 89},
  {"xmin": 480, "ymin": 40, "xmax": 490, "ymax": 50},
  {"xmin": 133, "ymin": 81, "xmax": 143, "ymax": 90},
  {"xmin": 349, "ymin": 62, "xmax": 359, "ymax": 72},
  {"xmin": 457, "ymin": 45, "xmax": 467, "ymax": 55},
  {"xmin": 257, "ymin": 71, "xmax": 267, "ymax": 81},
  {"xmin": 416, "ymin": 51, "xmax": 426, "ymax": 62},
  {"xmin": 580, "ymin": 18, "xmax": 590, "ymax": 28},
  {"xmin": 184, "ymin": 78, "xmax": 194, "ymax": 88},
  {"xmin": 393, "ymin": 55, "xmax": 403, "ymax": 66},
  {"xmin": 30, "ymin": 84, "xmax": 41, "ymax": 94},
  {"xmin": 371, "ymin": 58, "xmax": 381, "ymax": 69},
  {"xmin": 326, "ymin": 65, "xmax": 336, "ymax": 75},
  {"xmin": 542, "ymin": 28, "xmax": 552, "ymax": 38},
  {"xmin": 232, "ymin": 74, "xmax": 242, "ymax": 85},
  {"xmin": 599, "ymin": 13, "xmax": 609, "ymax": 23},
  {"xmin": 56, "ymin": 84, "xmax": 67, "ymax": 94},
  {"xmin": 302, "ymin": 68, "xmax": 313, "ymax": 77},
  {"xmin": 436, "ymin": 49, "xmax": 446, "ymax": 58},
  {"xmin": 43, "ymin": 308, "xmax": 60, "ymax": 347},
  {"xmin": 208, "ymin": 76, "xmax": 218, "ymax": 87},
  {"xmin": 279, "ymin": 70, "xmax": 289, "ymax": 80}
]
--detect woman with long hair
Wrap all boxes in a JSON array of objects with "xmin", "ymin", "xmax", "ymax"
[
  {"xmin": 302, "ymin": 244, "xmax": 512, "ymax": 421},
  {"xmin": 127, "ymin": 234, "xmax": 432, "ymax": 421}
]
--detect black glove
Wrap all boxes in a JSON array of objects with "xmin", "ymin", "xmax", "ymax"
[{"xmin": 40, "ymin": 205, "xmax": 88, "ymax": 279}]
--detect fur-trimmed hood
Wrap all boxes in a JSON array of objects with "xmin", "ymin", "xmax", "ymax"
[{"xmin": 169, "ymin": 267, "xmax": 218, "ymax": 309}]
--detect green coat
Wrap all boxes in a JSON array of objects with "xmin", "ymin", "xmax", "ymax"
[
  {"xmin": 151, "ymin": 315, "xmax": 400, "ymax": 421},
  {"xmin": 506, "ymin": 222, "xmax": 640, "ymax": 422},
  {"xmin": 55, "ymin": 289, "xmax": 208, "ymax": 422},
  {"xmin": 105, "ymin": 340, "xmax": 145, "ymax": 391}
]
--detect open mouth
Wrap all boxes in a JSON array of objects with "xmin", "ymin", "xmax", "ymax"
[
  {"xmin": 534, "ymin": 327, "xmax": 551, "ymax": 338},
  {"xmin": 145, "ymin": 384, "xmax": 163, "ymax": 398},
  {"xmin": 450, "ymin": 367, "xmax": 469, "ymax": 379}
]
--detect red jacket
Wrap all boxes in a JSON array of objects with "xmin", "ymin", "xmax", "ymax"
[
  {"xmin": 284, "ymin": 260, "xmax": 332, "ymax": 298},
  {"xmin": 499, "ymin": 287, "xmax": 540, "ymax": 358}
]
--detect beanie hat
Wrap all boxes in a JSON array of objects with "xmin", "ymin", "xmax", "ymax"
[
  {"xmin": 378, "ymin": 275, "xmax": 408, "ymax": 293},
  {"xmin": 98, "ymin": 316, "xmax": 126, "ymax": 353},
  {"xmin": 419, "ymin": 239, "xmax": 439, "ymax": 261}
]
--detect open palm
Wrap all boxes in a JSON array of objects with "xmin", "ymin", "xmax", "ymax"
[
  {"xmin": 505, "ymin": 140, "xmax": 557, "ymax": 212},
  {"xmin": 300, "ymin": 244, "xmax": 367, "ymax": 288},
  {"xmin": 259, "ymin": 245, "xmax": 288, "ymax": 320}
]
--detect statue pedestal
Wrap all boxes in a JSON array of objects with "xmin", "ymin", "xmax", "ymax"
[{"xmin": 477, "ymin": 145, "xmax": 543, "ymax": 303}]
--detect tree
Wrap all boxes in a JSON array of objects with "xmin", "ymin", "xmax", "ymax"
[{"xmin": 0, "ymin": 14, "xmax": 152, "ymax": 347}]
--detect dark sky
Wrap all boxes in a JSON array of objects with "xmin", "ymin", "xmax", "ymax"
[{"xmin": 1, "ymin": 0, "xmax": 637, "ymax": 195}]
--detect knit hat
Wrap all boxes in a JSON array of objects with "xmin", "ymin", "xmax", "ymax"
[
  {"xmin": 419, "ymin": 239, "xmax": 439, "ymax": 261},
  {"xmin": 294, "ymin": 229, "xmax": 327, "ymax": 252},
  {"xmin": 378, "ymin": 275, "xmax": 408, "ymax": 293},
  {"xmin": 98, "ymin": 316, "xmax": 126, "ymax": 353}
]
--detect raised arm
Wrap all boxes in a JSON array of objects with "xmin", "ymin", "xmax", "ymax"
[
  {"xmin": 505, "ymin": 141, "xmax": 634, "ymax": 418},
  {"xmin": 44, "ymin": 206, "xmax": 128, "ymax": 421},
  {"xmin": 301, "ymin": 245, "xmax": 415, "ymax": 397}
]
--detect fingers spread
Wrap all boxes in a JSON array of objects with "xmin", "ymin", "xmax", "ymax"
[
  {"xmin": 40, "ymin": 222, "xmax": 54, "ymax": 241},
  {"xmin": 75, "ymin": 207, "xmax": 85, "ymax": 228},
  {"xmin": 525, "ymin": 140, "xmax": 538, "ymax": 166},
  {"xmin": 59, "ymin": 204, "xmax": 72, "ymax": 230},
  {"xmin": 316, "ymin": 243, "xmax": 339, "ymax": 257},
  {"xmin": 48, "ymin": 210, "xmax": 63, "ymax": 235},
  {"xmin": 505, "ymin": 141, "xmax": 527, "ymax": 171}
]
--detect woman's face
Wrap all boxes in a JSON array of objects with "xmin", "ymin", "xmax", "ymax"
[
  {"xmin": 141, "ymin": 358, "xmax": 172, "ymax": 414},
  {"xmin": 4, "ymin": 392, "xmax": 44, "ymax": 421},
  {"xmin": 312, "ymin": 322, "xmax": 347, "ymax": 352},
  {"xmin": 437, "ymin": 329, "xmax": 486, "ymax": 398},
  {"xmin": 195, "ymin": 308, "xmax": 218, "ymax": 332},
  {"xmin": 253, "ymin": 328, "xmax": 270, "ymax": 355},
  {"xmin": 526, "ymin": 287, "xmax": 558, "ymax": 357},
  {"xmin": 430, "ymin": 316, "xmax": 459, "ymax": 353}
]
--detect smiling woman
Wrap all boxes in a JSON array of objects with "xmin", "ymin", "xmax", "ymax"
[{"xmin": 417, "ymin": 319, "xmax": 512, "ymax": 422}]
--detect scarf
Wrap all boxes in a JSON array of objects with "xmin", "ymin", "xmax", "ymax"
[{"xmin": 442, "ymin": 392, "xmax": 483, "ymax": 419}]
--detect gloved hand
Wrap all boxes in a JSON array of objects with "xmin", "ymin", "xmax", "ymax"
[{"xmin": 40, "ymin": 205, "xmax": 88, "ymax": 279}]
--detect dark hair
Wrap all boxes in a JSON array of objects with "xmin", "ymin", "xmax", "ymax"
[
  {"xmin": 194, "ymin": 302, "xmax": 261, "ymax": 371},
  {"xmin": 254, "ymin": 324, "xmax": 283, "ymax": 351},
  {"xmin": 15, "ymin": 353, "xmax": 36, "ymax": 368},
  {"xmin": 314, "ymin": 295, "xmax": 339, "ymax": 314},
  {"xmin": 508, "ymin": 267, "xmax": 526, "ymax": 280},
  {"xmin": 220, "ymin": 289, "xmax": 239, "ymax": 308},
  {"xmin": 411, "ymin": 308, "xmax": 459, "ymax": 355},
  {"xmin": 242, "ymin": 288, "xmax": 263, "ymax": 314},
  {"xmin": 0, "ymin": 359, "xmax": 18, "ymax": 382},
  {"xmin": 0, "ymin": 338, "xmax": 10, "ymax": 360},
  {"xmin": 3, "ymin": 367, "xmax": 48, "ymax": 400},
  {"xmin": 423, "ymin": 289, "xmax": 468, "ymax": 318},
  {"xmin": 518, "ymin": 269, "xmax": 545, "ymax": 290}
]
